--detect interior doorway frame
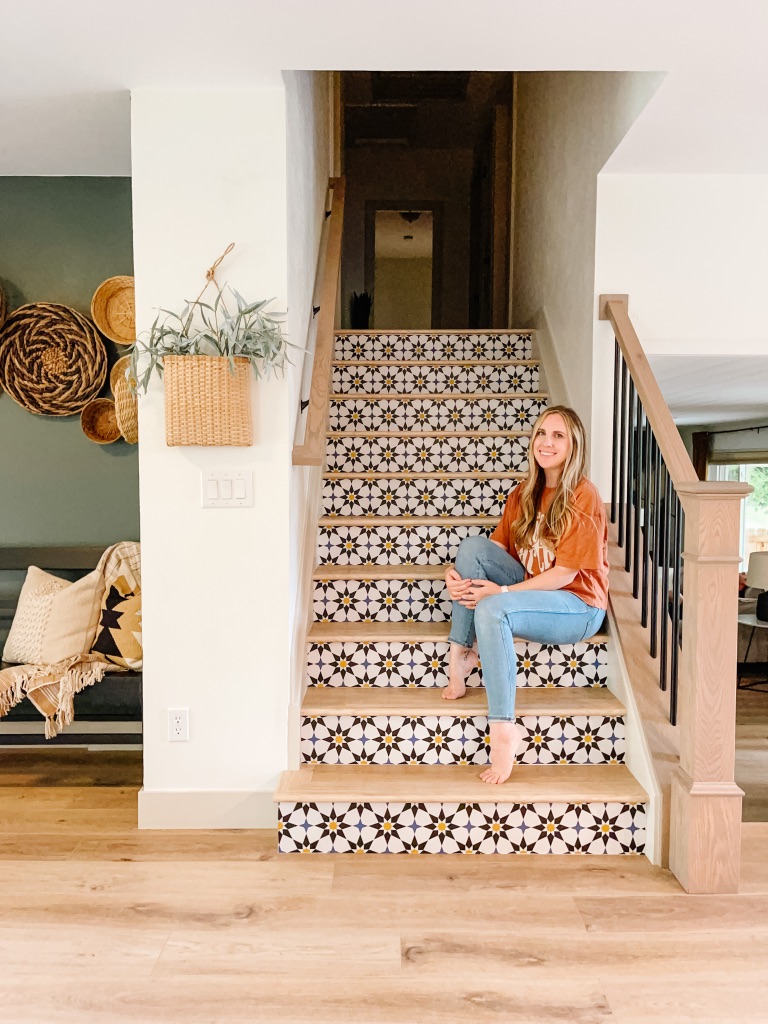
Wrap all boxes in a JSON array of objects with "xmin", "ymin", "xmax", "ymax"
[{"xmin": 364, "ymin": 198, "xmax": 445, "ymax": 330}]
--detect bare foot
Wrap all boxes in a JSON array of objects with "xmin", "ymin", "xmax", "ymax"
[
  {"xmin": 479, "ymin": 721, "xmax": 526, "ymax": 784},
  {"xmin": 443, "ymin": 643, "xmax": 479, "ymax": 700}
]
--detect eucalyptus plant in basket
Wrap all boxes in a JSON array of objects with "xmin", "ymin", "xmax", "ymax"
[{"xmin": 127, "ymin": 244, "xmax": 293, "ymax": 447}]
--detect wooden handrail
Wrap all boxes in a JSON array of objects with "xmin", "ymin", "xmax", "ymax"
[
  {"xmin": 600, "ymin": 296, "xmax": 697, "ymax": 487},
  {"xmin": 600, "ymin": 293, "xmax": 751, "ymax": 893},
  {"xmin": 292, "ymin": 177, "xmax": 346, "ymax": 467}
]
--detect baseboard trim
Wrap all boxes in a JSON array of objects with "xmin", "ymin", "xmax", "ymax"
[{"xmin": 138, "ymin": 788, "xmax": 278, "ymax": 830}]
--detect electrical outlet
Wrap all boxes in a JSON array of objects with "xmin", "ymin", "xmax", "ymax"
[{"xmin": 168, "ymin": 708, "xmax": 189, "ymax": 742}]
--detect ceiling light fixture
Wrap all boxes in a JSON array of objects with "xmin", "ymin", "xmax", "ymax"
[{"xmin": 399, "ymin": 211, "xmax": 421, "ymax": 224}]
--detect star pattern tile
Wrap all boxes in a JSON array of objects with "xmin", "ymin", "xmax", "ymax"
[
  {"xmin": 328, "ymin": 397, "xmax": 547, "ymax": 433},
  {"xmin": 332, "ymin": 363, "xmax": 539, "ymax": 395},
  {"xmin": 324, "ymin": 434, "xmax": 530, "ymax": 474},
  {"xmin": 321, "ymin": 477, "xmax": 518, "ymax": 518},
  {"xmin": 300, "ymin": 713, "xmax": 625, "ymax": 766},
  {"xmin": 306, "ymin": 640, "xmax": 608, "ymax": 688},
  {"xmin": 278, "ymin": 800, "xmax": 646, "ymax": 854},
  {"xmin": 334, "ymin": 333, "xmax": 533, "ymax": 362},
  {"xmin": 317, "ymin": 523, "xmax": 491, "ymax": 565}
]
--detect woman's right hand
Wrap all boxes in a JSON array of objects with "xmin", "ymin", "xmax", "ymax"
[{"xmin": 445, "ymin": 566, "xmax": 473, "ymax": 602}]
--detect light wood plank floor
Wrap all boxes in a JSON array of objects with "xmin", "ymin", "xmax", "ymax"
[{"xmin": 1, "ymin": 748, "xmax": 768, "ymax": 1023}]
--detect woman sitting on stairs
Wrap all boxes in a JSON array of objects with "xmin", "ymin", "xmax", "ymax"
[{"xmin": 443, "ymin": 405, "xmax": 609, "ymax": 785}]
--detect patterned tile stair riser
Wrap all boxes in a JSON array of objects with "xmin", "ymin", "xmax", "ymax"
[
  {"xmin": 278, "ymin": 800, "xmax": 646, "ymax": 855},
  {"xmin": 317, "ymin": 522, "xmax": 492, "ymax": 566},
  {"xmin": 307, "ymin": 640, "xmax": 608, "ymax": 689},
  {"xmin": 332, "ymin": 363, "xmax": 539, "ymax": 395},
  {"xmin": 334, "ymin": 332, "xmax": 533, "ymax": 362},
  {"xmin": 321, "ymin": 476, "xmax": 519, "ymax": 518},
  {"xmin": 325, "ymin": 433, "xmax": 530, "ymax": 474},
  {"xmin": 301, "ymin": 714, "xmax": 625, "ymax": 767},
  {"xmin": 329, "ymin": 396, "xmax": 548, "ymax": 433}
]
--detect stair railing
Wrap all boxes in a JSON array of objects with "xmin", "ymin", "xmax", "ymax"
[
  {"xmin": 292, "ymin": 177, "xmax": 346, "ymax": 467},
  {"xmin": 600, "ymin": 294, "xmax": 750, "ymax": 893}
]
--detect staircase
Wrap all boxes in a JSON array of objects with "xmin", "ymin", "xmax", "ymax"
[{"xmin": 276, "ymin": 330, "xmax": 647, "ymax": 854}]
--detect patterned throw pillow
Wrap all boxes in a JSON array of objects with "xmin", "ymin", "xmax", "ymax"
[
  {"xmin": 90, "ymin": 575, "xmax": 142, "ymax": 670},
  {"xmin": 2, "ymin": 566, "xmax": 103, "ymax": 665}
]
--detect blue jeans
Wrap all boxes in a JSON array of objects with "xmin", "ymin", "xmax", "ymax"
[{"xmin": 446, "ymin": 535, "xmax": 605, "ymax": 721}]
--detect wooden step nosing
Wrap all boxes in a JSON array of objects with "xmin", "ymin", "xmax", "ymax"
[
  {"xmin": 300, "ymin": 696, "xmax": 626, "ymax": 718},
  {"xmin": 326, "ymin": 431, "xmax": 531, "ymax": 438},
  {"xmin": 319, "ymin": 516, "xmax": 501, "ymax": 525},
  {"xmin": 323, "ymin": 472, "xmax": 524, "ymax": 480},
  {"xmin": 306, "ymin": 621, "xmax": 610, "ymax": 644},
  {"xmin": 274, "ymin": 765, "xmax": 647, "ymax": 805}
]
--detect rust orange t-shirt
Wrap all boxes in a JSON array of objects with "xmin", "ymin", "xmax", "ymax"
[{"xmin": 489, "ymin": 479, "xmax": 609, "ymax": 610}]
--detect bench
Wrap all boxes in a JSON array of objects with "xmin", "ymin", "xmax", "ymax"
[{"xmin": 0, "ymin": 546, "xmax": 142, "ymax": 744}]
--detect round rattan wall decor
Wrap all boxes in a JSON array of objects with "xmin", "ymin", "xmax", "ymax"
[
  {"xmin": 91, "ymin": 276, "xmax": 135, "ymax": 346},
  {"xmin": 0, "ymin": 303, "xmax": 107, "ymax": 416},
  {"xmin": 0, "ymin": 285, "xmax": 7, "ymax": 329}
]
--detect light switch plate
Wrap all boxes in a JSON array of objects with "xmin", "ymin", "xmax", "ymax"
[{"xmin": 201, "ymin": 470, "xmax": 254, "ymax": 508}]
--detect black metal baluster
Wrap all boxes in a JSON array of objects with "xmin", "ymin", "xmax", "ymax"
[
  {"xmin": 641, "ymin": 418, "xmax": 652, "ymax": 626},
  {"xmin": 611, "ymin": 341, "xmax": 620, "ymax": 524},
  {"xmin": 650, "ymin": 440, "xmax": 661, "ymax": 658},
  {"xmin": 625, "ymin": 380, "xmax": 636, "ymax": 572},
  {"xmin": 659, "ymin": 471, "xmax": 672, "ymax": 692},
  {"xmin": 632, "ymin": 403, "xmax": 643, "ymax": 598},
  {"xmin": 670, "ymin": 493, "xmax": 683, "ymax": 725},
  {"xmin": 618, "ymin": 359, "xmax": 627, "ymax": 547}
]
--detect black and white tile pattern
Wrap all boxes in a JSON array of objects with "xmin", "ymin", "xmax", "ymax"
[
  {"xmin": 329, "ymin": 397, "xmax": 547, "ymax": 433},
  {"xmin": 334, "ymin": 332, "xmax": 533, "ymax": 362},
  {"xmin": 332, "ymin": 363, "xmax": 539, "ymax": 395},
  {"xmin": 321, "ymin": 477, "xmax": 518, "ymax": 518},
  {"xmin": 306, "ymin": 641, "xmax": 608, "ymax": 688},
  {"xmin": 317, "ymin": 523, "xmax": 492, "ymax": 566},
  {"xmin": 313, "ymin": 579, "xmax": 451, "ymax": 622},
  {"xmin": 300, "ymin": 714, "xmax": 624, "ymax": 766},
  {"xmin": 325, "ymin": 433, "xmax": 529, "ymax": 474},
  {"xmin": 278, "ymin": 800, "xmax": 646, "ymax": 854}
]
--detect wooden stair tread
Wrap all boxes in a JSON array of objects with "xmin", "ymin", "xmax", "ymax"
[
  {"xmin": 319, "ymin": 515, "xmax": 501, "ymax": 526},
  {"xmin": 307, "ymin": 620, "xmax": 610, "ymax": 644},
  {"xmin": 301, "ymin": 686, "xmax": 625, "ymax": 718},
  {"xmin": 274, "ymin": 764, "xmax": 647, "ymax": 804}
]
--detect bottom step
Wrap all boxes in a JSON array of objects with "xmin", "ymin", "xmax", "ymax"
[{"xmin": 275, "ymin": 764, "xmax": 647, "ymax": 855}]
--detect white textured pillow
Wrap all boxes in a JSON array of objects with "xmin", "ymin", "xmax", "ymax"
[{"xmin": 2, "ymin": 566, "xmax": 104, "ymax": 665}]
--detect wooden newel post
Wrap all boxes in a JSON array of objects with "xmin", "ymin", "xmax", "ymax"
[{"xmin": 670, "ymin": 481, "xmax": 752, "ymax": 893}]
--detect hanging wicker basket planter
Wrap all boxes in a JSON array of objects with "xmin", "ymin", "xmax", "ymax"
[
  {"xmin": 0, "ymin": 302, "xmax": 107, "ymax": 416},
  {"xmin": 163, "ymin": 355, "xmax": 252, "ymax": 447}
]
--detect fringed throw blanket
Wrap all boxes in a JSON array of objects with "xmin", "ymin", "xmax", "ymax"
[{"xmin": 0, "ymin": 542, "xmax": 141, "ymax": 738}]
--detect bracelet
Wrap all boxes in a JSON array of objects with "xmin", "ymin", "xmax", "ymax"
[{"xmin": 501, "ymin": 585, "xmax": 509, "ymax": 594}]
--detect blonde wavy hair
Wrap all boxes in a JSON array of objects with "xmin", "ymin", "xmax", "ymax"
[{"xmin": 512, "ymin": 405, "xmax": 588, "ymax": 553}]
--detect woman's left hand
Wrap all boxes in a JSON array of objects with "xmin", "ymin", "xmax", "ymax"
[{"xmin": 457, "ymin": 580, "xmax": 505, "ymax": 608}]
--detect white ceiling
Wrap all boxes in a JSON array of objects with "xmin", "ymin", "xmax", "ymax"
[
  {"xmin": 0, "ymin": 0, "xmax": 767, "ymax": 175},
  {"xmin": 648, "ymin": 355, "xmax": 768, "ymax": 428}
]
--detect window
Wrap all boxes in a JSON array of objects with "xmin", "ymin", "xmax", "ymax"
[{"xmin": 708, "ymin": 462, "xmax": 768, "ymax": 566}]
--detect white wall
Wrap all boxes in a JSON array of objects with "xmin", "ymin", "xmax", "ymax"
[
  {"xmin": 131, "ymin": 89, "xmax": 289, "ymax": 828},
  {"xmin": 374, "ymin": 258, "xmax": 433, "ymax": 329},
  {"xmin": 283, "ymin": 72, "xmax": 334, "ymax": 766},
  {"xmin": 591, "ymin": 173, "xmax": 768, "ymax": 494},
  {"xmin": 511, "ymin": 72, "xmax": 664, "ymax": 446}
]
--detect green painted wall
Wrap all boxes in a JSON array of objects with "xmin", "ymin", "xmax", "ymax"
[{"xmin": 0, "ymin": 177, "xmax": 138, "ymax": 546}]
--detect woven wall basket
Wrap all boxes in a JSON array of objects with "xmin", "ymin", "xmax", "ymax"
[
  {"xmin": 0, "ymin": 303, "xmax": 107, "ymax": 416},
  {"xmin": 163, "ymin": 355, "xmax": 253, "ymax": 447},
  {"xmin": 81, "ymin": 398, "xmax": 121, "ymax": 444},
  {"xmin": 91, "ymin": 276, "xmax": 136, "ymax": 346},
  {"xmin": 110, "ymin": 355, "xmax": 138, "ymax": 444},
  {"xmin": 0, "ymin": 285, "xmax": 7, "ymax": 328}
]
